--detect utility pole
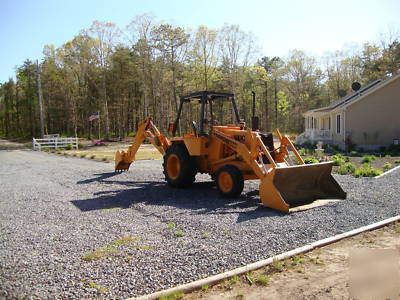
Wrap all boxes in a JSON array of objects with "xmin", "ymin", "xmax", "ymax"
[{"xmin": 36, "ymin": 60, "xmax": 45, "ymax": 138}]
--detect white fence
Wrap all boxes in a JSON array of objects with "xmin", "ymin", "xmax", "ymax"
[{"xmin": 32, "ymin": 136, "xmax": 79, "ymax": 150}]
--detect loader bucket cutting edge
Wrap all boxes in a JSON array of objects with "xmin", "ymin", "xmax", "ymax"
[
  {"xmin": 114, "ymin": 150, "xmax": 133, "ymax": 172},
  {"xmin": 259, "ymin": 162, "xmax": 346, "ymax": 212}
]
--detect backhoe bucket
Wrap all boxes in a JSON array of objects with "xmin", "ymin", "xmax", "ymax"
[
  {"xmin": 115, "ymin": 150, "xmax": 133, "ymax": 172},
  {"xmin": 259, "ymin": 162, "xmax": 346, "ymax": 212}
]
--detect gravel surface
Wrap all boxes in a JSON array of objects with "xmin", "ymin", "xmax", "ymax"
[{"xmin": 0, "ymin": 150, "xmax": 399, "ymax": 299}]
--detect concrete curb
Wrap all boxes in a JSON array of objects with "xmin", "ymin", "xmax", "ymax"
[
  {"xmin": 131, "ymin": 215, "xmax": 400, "ymax": 300},
  {"xmin": 374, "ymin": 164, "xmax": 400, "ymax": 179}
]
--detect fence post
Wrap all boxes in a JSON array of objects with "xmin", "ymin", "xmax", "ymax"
[{"xmin": 32, "ymin": 138, "xmax": 35, "ymax": 150}]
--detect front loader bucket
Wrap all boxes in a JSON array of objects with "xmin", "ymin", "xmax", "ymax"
[
  {"xmin": 115, "ymin": 150, "xmax": 133, "ymax": 172},
  {"xmin": 259, "ymin": 162, "xmax": 346, "ymax": 212}
]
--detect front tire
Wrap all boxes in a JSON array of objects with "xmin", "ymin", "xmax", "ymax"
[
  {"xmin": 163, "ymin": 144, "xmax": 196, "ymax": 187},
  {"xmin": 216, "ymin": 165, "xmax": 244, "ymax": 197}
]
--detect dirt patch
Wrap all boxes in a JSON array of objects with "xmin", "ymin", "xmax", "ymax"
[
  {"xmin": 0, "ymin": 139, "xmax": 28, "ymax": 150},
  {"xmin": 181, "ymin": 222, "xmax": 400, "ymax": 300}
]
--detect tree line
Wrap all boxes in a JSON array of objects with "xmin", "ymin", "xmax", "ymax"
[{"xmin": 0, "ymin": 14, "xmax": 399, "ymax": 139}]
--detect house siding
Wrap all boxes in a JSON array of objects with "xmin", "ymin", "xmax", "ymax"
[{"xmin": 345, "ymin": 77, "xmax": 400, "ymax": 149}]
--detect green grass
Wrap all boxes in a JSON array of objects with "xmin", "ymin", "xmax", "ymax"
[
  {"xmin": 167, "ymin": 222, "xmax": 176, "ymax": 229},
  {"xmin": 132, "ymin": 244, "xmax": 155, "ymax": 251},
  {"xmin": 174, "ymin": 230, "xmax": 184, "ymax": 237},
  {"xmin": 383, "ymin": 162, "xmax": 393, "ymax": 170},
  {"xmin": 395, "ymin": 224, "xmax": 400, "ymax": 233},
  {"xmin": 395, "ymin": 159, "xmax": 400, "ymax": 163},
  {"xmin": 112, "ymin": 236, "xmax": 136, "ymax": 246},
  {"xmin": 82, "ymin": 245, "xmax": 117, "ymax": 262},
  {"xmin": 230, "ymin": 275, "xmax": 240, "ymax": 284},
  {"xmin": 271, "ymin": 259, "xmax": 283, "ymax": 271},
  {"xmin": 87, "ymin": 281, "xmax": 108, "ymax": 293},
  {"xmin": 201, "ymin": 284, "xmax": 209, "ymax": 291},
  {"xmin": 159, "ymin": 291, "xmax": 185, "ymax": 300},
  {"xmin": 201, "ymin": 232, "xmax": 210, "ymax": 239},
  {"xmin": 291, "ymin": 255, "xmax": 305, "ymax": 266},
  {"xmin": 337, "ymin": 163, "xmax": 356, "ymax": 175},
  {"xmin": 257, "ymin": 274, "xmax": 270, "ymax": 285}
]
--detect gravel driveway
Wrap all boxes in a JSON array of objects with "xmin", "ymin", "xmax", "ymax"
[{"xmin": 0, "ymin": 150, "xmax": 399, "ymax": 299}]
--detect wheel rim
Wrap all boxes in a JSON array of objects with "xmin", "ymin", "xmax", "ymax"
[
  {"xmin": 218, "ymin": 171, "xmax": 233, "ymax": 193},
  {"xmin": 167, "ymin": 154, "xmax": 180, "ymax": 179}
]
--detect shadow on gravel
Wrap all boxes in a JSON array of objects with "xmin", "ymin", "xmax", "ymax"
[{"xmin": 72, "ymin": 173, "xmax": 283, "ymax": 221}]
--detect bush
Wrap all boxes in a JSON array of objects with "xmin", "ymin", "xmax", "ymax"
[
  {"xmin": 395, "ymin": 160, "xmax": 400, "ymax": 164},
  {"xmin": 350, "ymin": 150, "xmax": 359, "ymax": 156},
  {"xmin": 384, "ymin": 154, "xmax": 391, "ymax": 158},
  {"xmin": 361, "ymin": 155, "xmax": 376, "ymax": 164},
  {"xmin": 301, "ymin": 141, "xmax": 316, "ymax": 150},
  {"xmin": 298, "ymin": 148, "xmax": 306, "ymax": 156},
  {"xmin": 66, "ymin": 144, "xmax": 73, "ymax": 150},
  {"xmin": 383, "ymin": 162, "xmax": 393, "ymax": 170},
  {"xmin": 90, "ymin": 155, "xmax": 96, "ymax": 159},
  {"xmin": 353, "ymin": 165, "xmax": 383, "ymax": 177},
  {"xmin": 304, "ymin": 157, "xmax": 319, "ymax": 164},
  {"xmin": 78, "ymin": 143, "xmax": 83, "ymax": 149},
  {"xmin": 331, "ymin": 154, "xmax": 345, "ymax": 166},
  {"xmin": 387, "ymin": 144, "xmax": 400, "ymax": 155},
  {"xmin": 80, "ymin": 154, "xmax": 86, "ymax": 158},
  {"xmin": 338, "ymin": 163, "xmax": 356, "ymax": 175}
]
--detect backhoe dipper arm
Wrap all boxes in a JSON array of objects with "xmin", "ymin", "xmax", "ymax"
[{"xmin": 114, "ymin": 117, "xmax": 170, "ymax": 171}]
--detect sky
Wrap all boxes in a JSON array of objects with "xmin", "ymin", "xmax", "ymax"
[{"xmin": 0, "ymin": 0, "xmax": 399, "ymax": 82}]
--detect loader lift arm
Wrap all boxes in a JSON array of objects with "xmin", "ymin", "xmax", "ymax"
[
  {"xmin": 212, "ymin": 128, "xmax": 346, "ymax": 212},
  {"xmin": 115, "ymin": 117, "xmax": 171, "ymax": 172}
]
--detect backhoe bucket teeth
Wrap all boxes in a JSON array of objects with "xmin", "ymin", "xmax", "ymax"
[
  {"xmin": 259, "ymin": 162, "xmax": 346, "ymax": 212},
  {"xmin": 115, "ymin": 150, "xmax": 133, "ymax": 172}
]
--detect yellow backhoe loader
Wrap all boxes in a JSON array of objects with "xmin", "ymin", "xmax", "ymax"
[{"xmin": 115, "ymin": 91, "xmax": 346, "ymax": 212}]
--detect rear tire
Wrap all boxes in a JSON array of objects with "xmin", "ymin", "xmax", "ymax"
[
  {"xmin": 163, "ymin": 144, "xmax": 196, "ymax": 187},
  {"xmin": 216, "ymin": 165, "xmax": 244, "ymax": 197}
]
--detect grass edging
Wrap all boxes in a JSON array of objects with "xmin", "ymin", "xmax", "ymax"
[
  {"xmin": 374, "ymin": 164, "xmax": 400, "ymax": 179},
  {"xmin": 132, "ymin": 215, "xmax": 400, "ymax": 300}
]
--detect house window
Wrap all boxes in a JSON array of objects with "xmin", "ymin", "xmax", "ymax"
[{"xmin": 336, "ymin": 114, "xmax": 341, "ymax": 134}]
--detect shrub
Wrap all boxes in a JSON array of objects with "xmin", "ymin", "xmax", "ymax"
[
  {"xmin": 350, "ymin": 150, "xmax": 359, "ymax": 156},
  {"xmin": 383, "ymin": 162, "xmax": 393, "ymax": 170},
  {"xmin": 361, "ymin": 155, "xmax": 376, "ymax": 163},
  {"xmin": 361, "ymin": 155, "xmax": 376, "ymax": 164},
  {"xmin": 90, "ymin": 155, "xmax": 96, "ymax": 159},
  {"xmin": 301, "ymin": 141, "xmax": 316, "ymax": 150},
  {"xmin": 353, "ymin": 165, "xmax": 383, "ymax": 177},
  {"xmin": 395, "ymin": 160, "xmax": 400, "ymax": 164},
  {"xmin": 102, "ymin": 157, "xmax": 108, "ymax": 162},
  {"xmin": 387, "ymin": 144, "xmax": 400, "ymax": 155},
  {"xmin": 304, "ymin": 157, "xmax": 319, "ymax": 164},
  {"xmin": 66, "ymin": 144, "xmax": 73, "ymax": 150},
  {"xmin": 338, "ymin": 163, "xmax": 356, "ymax": 175},
  {"xmin": 384, "ymin": 154, "xmax": 391, "ymax": 158},
  {"xmin": 298, "ymin": 148, "xmax": 306, "ymax": 156},
  {"xmin": 78, "ymin": 143, "xmax": 83, "ymax": 149},
  {"xmin": 331, "ymin": 154, "xmax": 345, "ymax": 166},
  {"xmin": 80, "ymin": 154, "xmax": 86, "ymax": 158}
]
